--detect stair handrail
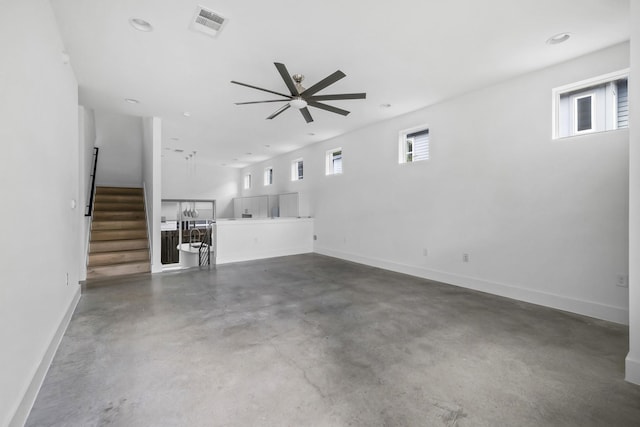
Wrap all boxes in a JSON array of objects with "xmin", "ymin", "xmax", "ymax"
[{"xmin": 85, "ymin": 147, "xmax": 99, "ymax": 216}]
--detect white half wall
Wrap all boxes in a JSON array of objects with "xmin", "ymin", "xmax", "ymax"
[
  {"xmin": 94, "ymin": 110, "xmax": 143, "ymax": 187},
  {"xmin": 0, "ymin": 0, "xmax": 82, "ymax": 424},
  {"xmin": 626, "ymin": 3, "xmax": 640, "ymax": 385},
  {"xmin": 216, "ymin": 218, "xmax": 314, "ymax": 264},
  {"xmin": 162, "ymin": 156, "xmax": 240, "ymax": 218},
  {"xmin": 241, "ymin": 43, "xmax": 630, "ymax": 325}
]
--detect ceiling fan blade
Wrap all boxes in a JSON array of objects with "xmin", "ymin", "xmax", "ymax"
[
  {"xmin": 274, "ymin": 62, "xmax": 299, "ymax": 96},
  {"xmin": 235, "ymin": 99, "xmax": 289, "ymax": 105},
  {"xmin": 231, "ymin": 80, "xmax": 291, "ymax": 99},
  {"xmin": 301, "ymin": 70, "xmax": 346, "ymax": 97},
  {"xmin": 308, "ymin": 93, "xmax": 367, "ymax": 101},
  {"xmin": 267, "ymin": 104, "xmax": 291, "ymax": 120},
  {"xmin": 308, "ymin": 100, "xmax": 350, "ymax": 116},
  {"xmin": 300, "ymin": 107, "xmax": 313, "ymax": 123}
]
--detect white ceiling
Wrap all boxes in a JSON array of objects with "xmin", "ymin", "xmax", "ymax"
[{"xmin": 51, "ymin": 0, "xmax": 630, "ymax": 168}]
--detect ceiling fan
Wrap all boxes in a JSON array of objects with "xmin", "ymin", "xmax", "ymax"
[{"xmin": 231, "ymin": 62, "xmax": 366, "ymax": 123}]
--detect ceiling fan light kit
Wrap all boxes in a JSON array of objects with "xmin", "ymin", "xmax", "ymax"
[{"xmin": 231, "ymin": 62, "xmax": 366, "ymax": 123}]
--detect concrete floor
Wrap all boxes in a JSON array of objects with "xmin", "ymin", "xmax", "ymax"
[{"xmin": 27, "ymin": 254, "xmax": 640, "ymax": 426}]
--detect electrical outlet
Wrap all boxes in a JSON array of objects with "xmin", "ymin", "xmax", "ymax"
[
  {"xmin": 423, "ymin": 248, "xmax": 428, "ymax": 256},
  {"xmin": 616, "ymin": 274, "xmax": 628, "ymax": 288},
  {"xmin": 462, "ymin": 253, "xmax": 469, "ymax": 263}
]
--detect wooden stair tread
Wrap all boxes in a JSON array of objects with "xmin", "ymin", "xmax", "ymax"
[
  {"xmin": 86, "ymin": 261, "xmax": 151, "ymax": 279},
  {"xmin": 93, "ymin": 202, "xmax": 145, "ymax": 212},
  {"xmin": 96, "ymin": 186, "xmax": 143, "ymax": 195},
  {"xmin": 91, "ymin": 220, "xmax": 146, "ymax": 231},
  {"xmin": 93, "ymin": 211, "xmax": 146, "ymax": 220},
  {"xmin": 88, "ymin": 249, "xmax": 149, "ymax": 266},
  {"xmin": 90, "ymin": 239, "xmax": 148, "ymax": 253},
  {"xmin": 95, "ymin": 194, "xmax": 144, "ymax": 203},
  {"xmin": 91, "ymin": 229, "xmax": 147, "ymax": 241}
]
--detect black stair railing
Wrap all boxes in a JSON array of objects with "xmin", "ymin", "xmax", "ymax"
[{"xmin": 85, "ymin": 147, "xmax": 99, "ymax": 217}]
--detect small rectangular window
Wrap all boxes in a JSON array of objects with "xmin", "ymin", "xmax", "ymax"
[
  {"xmin": 399, "ymin": 126, "xmax": 429, "ymax": 164},
  {"xmin": 291, "ymin": 158, "xmax": 303, "ymax": 181},
  {"xmin": 326, "ymin": 148, "xmax": 343, "ymax": 175},
  {"xmin": 264, "ymin": 167, "xmax": 273, "ymax": 186},
  {"xmin": 553, "ymin": 69, "xmax": 629, "ymax": 139},
  {"xmin": 243, "ymin": 173, "xmax": 251, "ymax": 189}
]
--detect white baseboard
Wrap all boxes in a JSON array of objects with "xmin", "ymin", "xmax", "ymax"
[
  {"xmin": 314, "ymin": 246, "xmax": 628, "ymax": 325},
  {"xmin": 10, "ymin": 287, "xmax": 81, "ymax": 427},
  {"xmin": 626, "ymin": 355, "xmax": 640, "ymax": 385}
]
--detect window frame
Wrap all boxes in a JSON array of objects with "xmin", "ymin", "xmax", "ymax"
[
  {"xmin": 264, "ymin": 166, "xmax": 273, "ymax": 186},
  {"xmin": 291, "ymin": 158, "xmax": 303, "ymax": 181},
  {"xmin": 552, "ymin": 68, "xmax": 629, "ymax": 139},
  {"xmin": 243, "ymin": 173, "xmax": 251, "ymax": 190},
  {"xmin": 325, "ymin": 147, "xmax": 343, "ymax": 175},
  {"xmin": 399, "ymin": 124, "xmax": 430, "ymax": 164}
]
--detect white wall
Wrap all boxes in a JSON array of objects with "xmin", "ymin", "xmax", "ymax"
[
  {"xmin": 241, "ymin": 43, "xmax": 630, "ymax": 324},
  {"xmin": 162, "ymin": 157, "xmax": 240, "ymax": 218},
  {"xmin": 142, "ymin": 117, "xmax": 162, "ymax": 273},
  {"xmin": 78, "ymin": 106, "xmax": 96, "ymax": 280},
  {"xmin": 0, "ymin": 1, "xmax": 81, "ymax": 425},
  {"xmin": 94, "ymin": 110, "xmax": 143, "ymax": 187},
  {"xmin": 626, "ymin": 3, "xmax": 640, "ymax": 385}
]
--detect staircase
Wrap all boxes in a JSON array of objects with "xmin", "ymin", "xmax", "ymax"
[{"xmin": 87, "ymin": 187, "xmax": 150, "ymax": 280}]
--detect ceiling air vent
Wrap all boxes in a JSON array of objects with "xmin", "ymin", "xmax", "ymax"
[{"xmin": 190, "ymin": 6, "xmax": 227, "ymax": 37}]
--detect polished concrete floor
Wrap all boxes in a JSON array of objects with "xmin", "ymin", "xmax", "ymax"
[{"xmin": 27, "ymin": 254, "xmax": 640, "ymax": 426}]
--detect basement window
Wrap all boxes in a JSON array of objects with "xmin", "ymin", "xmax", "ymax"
[
  {"xmin": 264, "ymin": 166, "xmax": 273, "ymax": 186},
  {"xmin": 553, "ymin": 70, "xmax": 628, "ymax": 139},
  {"xmin": 326, "ymin": 148, "xmax": 343, "ymax": 175},
  {"xmin": 399, "ymin": 126, "xmax": 429, "ymax": 163},
  {"xmin": 291, "ymin": 158, "xmax": 303, "ymax": 181},
  {"xmin": 243, "ymin": 173, "xmax": 251, "ymax": 189}
]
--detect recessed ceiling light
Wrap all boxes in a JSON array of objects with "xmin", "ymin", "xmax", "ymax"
[
  {"xmin": 546, "ymin": 32, "xmax": 571, "ymax": 45},
  {"xmin": 174, "ymin": 149, "xmax": 184, "ymax": 153},
  {"xmin": 129, "ymin": 18, "xmax": 153, "ymax": 32},
  {"xmin": 125, "ymin": 98, "xmax": 139, "ymax": 104},
  {"xmin": 264, "ymin": 144, "xmax": 271, "ymax": 148},
  {"xmin": 307, "ymin": 133, "xmax": 315, "ymax": 136},
  {"xmin": 171, "ymin": 137, "xmax": 180, "ymax": 141},
  {"xmin": 245, "ymin": 152, "xmax": 252, "ymax": 155},
  {"xmin": 380, "ymin": 103, "xmax": 392, "ymax": 108},
  {"xmin": 233, "ymin": 158, "xmax": 238, "ymax": 161},
  {"xmin": 183, "ymin": 111, "xmax": 191, "ymax": 117}
]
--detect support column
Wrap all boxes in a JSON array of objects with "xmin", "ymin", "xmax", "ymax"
[{"xmin": 626, "ymin": 1, "xmax": 640, "ymax": 385}]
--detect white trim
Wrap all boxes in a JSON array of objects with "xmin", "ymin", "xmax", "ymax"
[
  {"xmin": 553, "ymin": 68, "xmax": 630, "ymax": 95},
  {"xmin": 9, "ymin": 288, "xmax": 81, "ymax": 427},
  {"xmin": 313, "ymin": 246, "xmax": 629, "ymax": 325},
  {"xmin": 626, "ymin": 355, "xmax": 640, "ymax": 385}
]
